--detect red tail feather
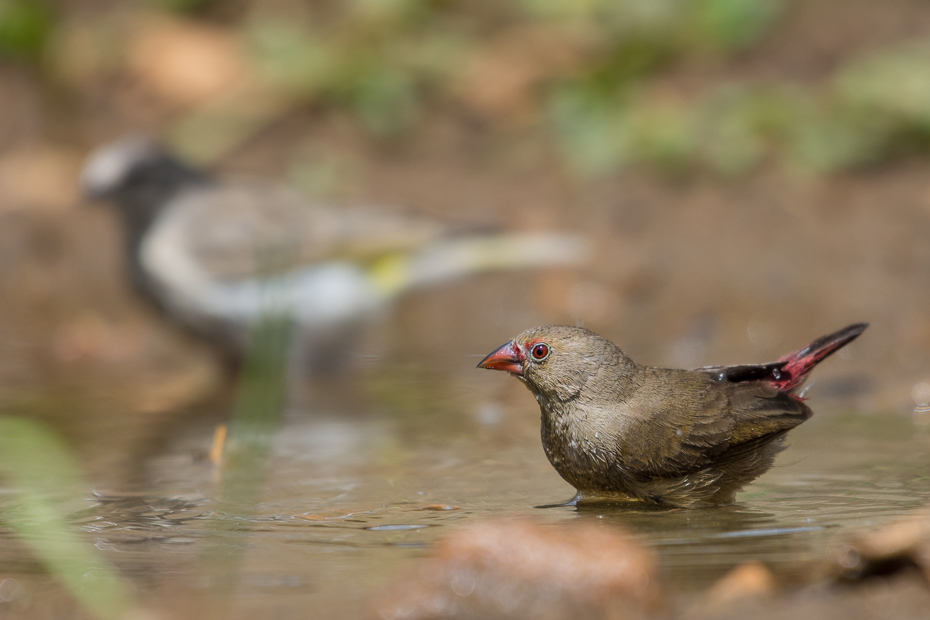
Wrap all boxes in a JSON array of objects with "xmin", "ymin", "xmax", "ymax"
[{"xmin": 773, "ymin": 323, "xmax": 868, "ymax": 392}]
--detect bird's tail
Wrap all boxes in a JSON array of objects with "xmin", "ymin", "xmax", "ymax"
[
  {"xmin": 367, "ymin": 232, "xmax": 589, "ymax": 297},
  {"xmin": 774, "ymin": 323, "xmax": 868, "ymax": 392}
]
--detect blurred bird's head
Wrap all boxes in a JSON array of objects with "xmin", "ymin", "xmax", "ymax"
[{"xmin": 81, "ymin": 137, "xmax": 205, "ymax": 236}]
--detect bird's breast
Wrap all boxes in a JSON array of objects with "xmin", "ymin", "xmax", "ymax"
[{"xmin": 537, "ymin": 400, "xmax": 622, "ymax": 491}]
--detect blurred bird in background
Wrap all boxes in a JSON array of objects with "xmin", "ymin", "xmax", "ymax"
[{"xmin": 81, "ymin": 137, "xmax": 587, "ymax": 370}]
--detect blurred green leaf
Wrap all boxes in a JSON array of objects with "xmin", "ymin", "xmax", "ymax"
[
  {"xmin": 168, "ymin": 89, "xmax": 291, "ymax": 165},
  {"xmin": 548, "ymin": 85, "xmax": 635, "ymax": 175},
  {"xmin": 549, "ymin": 82, "xmax": 700, "ymax": 176},
  {"xmin": 697, "ymin": 87, "xmax": 801, "ymax": 175},
  {"xmin": 836, "ymin": 41, "xmax": 930, "ymax": 130},
  {"xmin": 350, "ymin": 0, "xmax": 435, "ymax": 24},
  {"xmin": 0, "ymin": 418, "xmax": 135, "ymax": 620},
  {"xmin": 594, "ymin": 36, "xmax": 677, "ymax": 86},
  {"xmin": 790, "ymin": 110, "xmax": 891, "ymax": 172},
  {"xmin": 0, "ymin": 0, "xmax": 53, "ymax": 60},
  {"xmin": 146, "ymin": 0, "xmax": 215, "ymax": 14},
  {"xmin": 627, "ymin": 99, "xmax": 697, "ymax": 171},
  {"xmin": 248, "ymin": 20, "xmax": 337, "ymax": 97},
  {"xmin": 287, "ymin": 147, "xmax": 361, "ymax": 201},
  {"xmin": 690, "ymin": 0, "xmax": 781, "ymax": 51},
  {"xmin": 397, "ymin": 28, "xmax": 470, "ymax": 87},
  {"xmin": 519, "ymin": 0, "xmax": 782, "ymax": 50},
  {"xmin": 519, "ymin": 0, "xmax": 679, "ymax": 32},
  {"xmin": 248, "ymin": 16, "xmax": 423, "ymax": 136},
  {"xmin": 351, "ymin": 63, "xmax": 418, "ymax": 135}
]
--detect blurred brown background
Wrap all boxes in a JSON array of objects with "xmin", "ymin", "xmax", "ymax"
[{"xmin": 2, "ymin": 0, "xmax": 930, "ymax": 448}]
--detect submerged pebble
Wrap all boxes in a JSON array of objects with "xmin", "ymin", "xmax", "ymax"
[{"xmin": 376, "ymin": 519, "xmax": 658, "ymax": 619}]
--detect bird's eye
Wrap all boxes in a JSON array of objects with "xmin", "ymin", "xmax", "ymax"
[{"xmin": 531, "ymin": 343, "xmax": 550, "ymax": 361}]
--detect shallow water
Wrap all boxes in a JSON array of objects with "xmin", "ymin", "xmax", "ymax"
[{"xmin": 1, "ymin": 359, "xmax": 929, "ymax": 619}]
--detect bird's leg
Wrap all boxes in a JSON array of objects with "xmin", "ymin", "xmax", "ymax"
[{"xmin": 534, "ymin": 492, "xmax": 583, "ymax": 509}]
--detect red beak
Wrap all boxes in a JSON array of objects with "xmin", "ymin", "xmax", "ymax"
[{"xmin": 477, "ymin": 340, "xmax": 524, "ymax": 375}]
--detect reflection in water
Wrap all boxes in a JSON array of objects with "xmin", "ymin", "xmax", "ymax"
[{"xmin": 573, "ymin": 502, "xmax": 820, "ymax": 587}]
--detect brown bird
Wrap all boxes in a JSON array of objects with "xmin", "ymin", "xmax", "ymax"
[{"xmin": 478, "ymin": 323, "xmax": 867, "ymax": 508}]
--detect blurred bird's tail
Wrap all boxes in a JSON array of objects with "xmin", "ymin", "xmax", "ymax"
[
  {"xmin": 367, "ymin": 233, "xmax": 589, "ymax": 297},
  {"xmin": 774, "ymin": 323, "xmax": 868, "ymax": 392}
]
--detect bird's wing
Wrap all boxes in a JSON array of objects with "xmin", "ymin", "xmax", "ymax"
[
  {"xmin": 162, "ymin": 181, "xmax": 449, "ymax": 281},
  {"xmin": 691, "ymin": 361, "xmax": 788, "ymax": 383},
  {"xmin": 616, "ymin": 369, "xmax": 810, "ymax": 479}
]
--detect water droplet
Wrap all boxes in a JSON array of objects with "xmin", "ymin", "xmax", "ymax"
[
  {"xmin": 0, "ymin": 579, "xmax": 22, "ymax": 603},
  {"xmin": 476, "ymin": 403, "xmax": 503, "ymax": 426},
  {"xmin": 912, "ymin": 382, "xmax": 930, "ymax": 406},
  {"xmin": 450, "ymin": 571, "xmax": 476, "ymax": 596}
]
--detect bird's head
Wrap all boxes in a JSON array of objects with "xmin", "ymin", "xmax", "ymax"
[
  {"xmin": 81, "ymin": 137, "xmax": 205, "ymax": 234},
  {"xmin": 478, "ymin": 325, "xmax": 624, "ymax": 402}
]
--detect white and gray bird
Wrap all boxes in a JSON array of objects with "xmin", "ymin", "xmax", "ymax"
[{"xmin": 81, "ymin": 137, "xmax": 587, "ymax": 366}]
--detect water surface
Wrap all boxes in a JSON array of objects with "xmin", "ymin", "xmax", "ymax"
[{"xmin": 1, "ymin": 363, "xmax": 928, "ymax": 619}]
